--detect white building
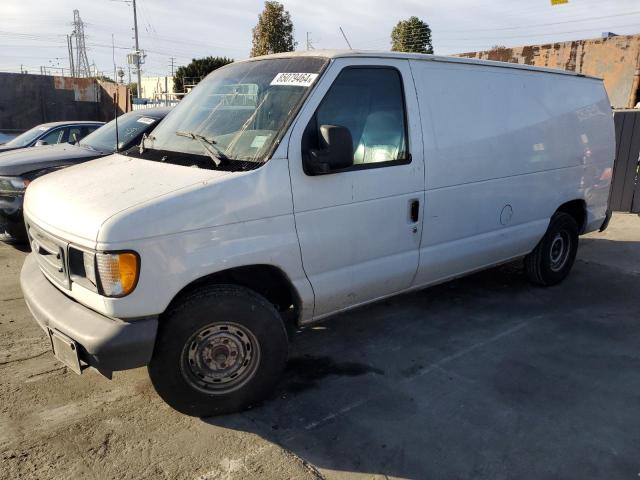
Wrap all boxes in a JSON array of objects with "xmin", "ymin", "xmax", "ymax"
[{"xmin": 140, "ymin": 76, "xmax": 175, "ymax": 100}]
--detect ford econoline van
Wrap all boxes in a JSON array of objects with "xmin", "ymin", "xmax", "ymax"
[{"xmin": 20, "ymin": 51, "xmax": 615, "ymax": 416}]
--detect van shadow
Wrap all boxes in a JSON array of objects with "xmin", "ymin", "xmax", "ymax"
[{"xmin": 202, "ymin": 246, "xmax": 640, "ymax": 479}]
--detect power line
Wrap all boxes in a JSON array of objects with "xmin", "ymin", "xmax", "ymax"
[
  {"xmin": 439, "ymin": 10, "xmax": 640, "ymax": 34},
  {"xmin": 401, "ymin": 21, "xmax": 640, "ymax": 43},
  {"xmin": 137, "ymin": 0, "xmax": 157, "ymax": 35},
  {"xmin": 365, "ymin": 9, "xmax": 640, "ymax": 44},
  {"xmin": 368, "ymin": 10, "xmax": 640, "ymax": 45},
  {"xmin": 366, "ymin": 20, "xmax": 640, "ymax": 52},
  {"xmin": 0, "ymin": 26, "xmax": 243, "ymax": 61}
]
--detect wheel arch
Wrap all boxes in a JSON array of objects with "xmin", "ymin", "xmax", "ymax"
[
  {"xmin": 164, "ymin": 264, "xmax": 303, "ymax": 328},
  {"xmin": 556, "ymin": 199, "xmax": 587, "ymax": 234}
]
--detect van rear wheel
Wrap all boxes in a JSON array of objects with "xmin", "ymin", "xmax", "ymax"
[
  {"xmin": 524, "ymin": 212, "xmax": 579, "ymax": 286},
  {"xmin": 148, "ymin": 284, "xmax": 288, "ymax": 417}
]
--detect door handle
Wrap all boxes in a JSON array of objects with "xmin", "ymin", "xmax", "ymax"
[{"xmin": 410, "ymin": 200, "xmax": 420, "ymax": 223}]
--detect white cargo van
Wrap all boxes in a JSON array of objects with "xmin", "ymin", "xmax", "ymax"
[{"xmin": 20, "ymin": 51, "xmax": 615, "ymax": 416}]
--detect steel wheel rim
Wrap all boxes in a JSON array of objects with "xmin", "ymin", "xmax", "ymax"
[
  {"xmin": 181, "ymin": 322, "xmax": 261, "ymax": 394},
  {"xmin": 549, "ymin": 231, "xmax": 570, "ymax": 272}
]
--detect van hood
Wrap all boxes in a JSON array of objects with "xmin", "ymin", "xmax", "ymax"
[
  {"xmin": 0, "ymin": 143, "xmax": 102, "ymax": 176},
  {"xmin": 23, "ymin": 154, "xmax": 225, "ymax": 244}
]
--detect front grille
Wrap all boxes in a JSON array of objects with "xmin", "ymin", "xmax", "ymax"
[{"xmin": 26, "ymin": 220, "xmax": 70, "ymax": 290}]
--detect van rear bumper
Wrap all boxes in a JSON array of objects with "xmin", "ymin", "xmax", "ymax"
[
  {"xmin": 20, "ymin": 253, "xmax": 157, "ymax": 376},
  {"xmin": 599, "ymin": 209, "xmax": 612, "ymax": 232}
]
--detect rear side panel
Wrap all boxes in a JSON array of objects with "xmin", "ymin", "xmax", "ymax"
[{"xmin": 409, "ymin": 59, "xmax": 614, "ymax": 287}]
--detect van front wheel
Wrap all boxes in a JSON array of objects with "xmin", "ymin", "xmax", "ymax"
[
  {"xmin": 148, "ymin": 284, "xmax": 288, "ymax": 417},
  {"xmin": 524, "ymin": 212, "xmax": 579, "ymax": 286}
]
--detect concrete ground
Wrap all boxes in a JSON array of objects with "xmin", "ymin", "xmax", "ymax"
[{"xmin": 1, "ymin": 214, "xmax": 639, "ymax": 480}]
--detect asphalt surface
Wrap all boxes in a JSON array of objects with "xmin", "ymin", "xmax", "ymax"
[{"xmin": 1, "ymin": 214, "xmax": 639, "ymax": 479}]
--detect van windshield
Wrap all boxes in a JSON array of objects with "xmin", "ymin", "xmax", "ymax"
[{"xmin": 144, "ymin": 57, "xmax": 328, "ymax": 168}]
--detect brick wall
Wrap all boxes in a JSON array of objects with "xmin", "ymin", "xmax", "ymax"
[{"xmin": 457, "ymin": 34, "xmax": 640, "ymax": 109}]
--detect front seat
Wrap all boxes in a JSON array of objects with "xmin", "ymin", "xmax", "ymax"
[{"xmin": 354, "ymin": 110, "xmax": 404, "ymax": 164}]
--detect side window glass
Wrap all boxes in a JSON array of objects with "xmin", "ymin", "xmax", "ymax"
[
  {"xmin": 68, "ymin": 127, "xmax": 82, "ymax": 143},
  {"xmin": 305, "ymin": 67, "xmax": 409, "ymax": 171},
  {"xmin": 39, "ymin": 128, "xmax": 65, "ymax": 145}
]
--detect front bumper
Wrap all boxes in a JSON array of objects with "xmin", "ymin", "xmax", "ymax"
[{"xmin": 20, "ymin": 253, "xmax": 158, "ymax": 376}]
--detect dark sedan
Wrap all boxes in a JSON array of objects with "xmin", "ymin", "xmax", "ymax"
[
  {"xmin": 0, "ymin": 121, "xmax": 104, "ymax": 153},
  {"xmin": 0, "ymin": 108, "xmax": 171, "ymax": 242}
]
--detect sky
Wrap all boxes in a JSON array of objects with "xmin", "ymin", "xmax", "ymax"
[{"xmin": 1, "ymin": 0, "xmax": 639, "ymax": 78}]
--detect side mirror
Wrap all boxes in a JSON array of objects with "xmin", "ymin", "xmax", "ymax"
[
  {"xmin": 35, "ymin": 140, "xmax": 48, "ymax": 146},
  {"xmin": 303, "ymin": 125, "xmax": 353, "ymax": 175}
]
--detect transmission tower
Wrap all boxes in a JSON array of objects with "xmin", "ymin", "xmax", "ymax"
[{"xmin": 71, "ymin": 9, "xmax": 91, "ymax": 77}]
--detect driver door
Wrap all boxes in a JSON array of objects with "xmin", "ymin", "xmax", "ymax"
[{"xmin": 287, "ymin": 57, "xmax": 425, "ymax": 319}]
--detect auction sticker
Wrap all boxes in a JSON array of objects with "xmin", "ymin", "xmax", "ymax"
[
  {"xmin": 270, "ymin": 72, "xmax": 318, "ymax": 87},
  {"xmin": 136, "ymin": 117, "xmax": 156, "ymax": 125}
]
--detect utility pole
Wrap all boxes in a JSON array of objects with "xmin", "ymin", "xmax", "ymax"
[
  {"xmin": 132, "ymin": 0, "xmax": 142, "ymax": 98},
  {"xmin": 66, "ymin": 34, "xmax": 75, "ymax": 77},
  {"xmin": 169, "ymin": 56, "xmax": 175, "ymax": 77},
  {"xmin": 306, "ymin": 32, "xmax": 313, "ymax": 50},
  {"xmin": 112, "ymin": 34, "xmax": 117, "ymax": 82}
]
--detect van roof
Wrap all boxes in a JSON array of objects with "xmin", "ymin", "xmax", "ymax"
[{"xmin": 240, "ymin": 49, "xmax": 602, "ymax": 81}]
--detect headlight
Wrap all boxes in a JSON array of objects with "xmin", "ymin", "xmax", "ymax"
[
  {"xmin": 82, "ymin": 252, "xmax": 97, "ymax": 286},
  {"xmin": 9, "ymin": 178, "xmax": 28, "ymax": 189},
  {"xmin": 95, "ymin": 251, "xmax": 140, "ymax": 297},
  {"xmin": 70, "ymin": 248, "xmax": 140, "ymax": 297},
  {"xmin": 0, "ymin": 176, "xmax": 29, "ymax": 194},
  {"xmin": 0, "ymin": 169, "xmax": 63, "ymax": 195}
]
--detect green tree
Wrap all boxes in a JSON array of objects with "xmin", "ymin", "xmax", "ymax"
[
  {"xmin": 391, "ymin": 16, "xmax": 433, "ymax": 54},
  {"xmin": 173, "ymin": 56, "xmax": 234, "ymax": 93},
  {"xmin": 250, "ymin": 1, "xmax": 296, "ymax": 57},
  {"xmin": 127, "ymin": 82, "xmax": 137, "ymax": 97}
]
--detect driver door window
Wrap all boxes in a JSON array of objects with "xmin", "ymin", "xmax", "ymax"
[
  {"xmin": 304, "ymin": 67, "xmax": 409, "ymax": 171},
  {"xmin": 39, "ymin": 128, "xmax": 66, "ymax": 145}
]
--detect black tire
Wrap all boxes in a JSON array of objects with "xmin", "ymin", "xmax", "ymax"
[
  {"xmin": 524, "ymin": 212, "xmax": 579, "ymax": 286},
  {"xmin": 0, "ymin": 217, "xmax": 28, "ymax": 244},
  {"xmin": 148, "ymin": 284, "xmax": 289, "ymax": 417}
]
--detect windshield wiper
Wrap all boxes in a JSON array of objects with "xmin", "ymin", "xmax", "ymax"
[{"xmin": 176, "ymin": 130, "xmax": 229, "ymax": 167}]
